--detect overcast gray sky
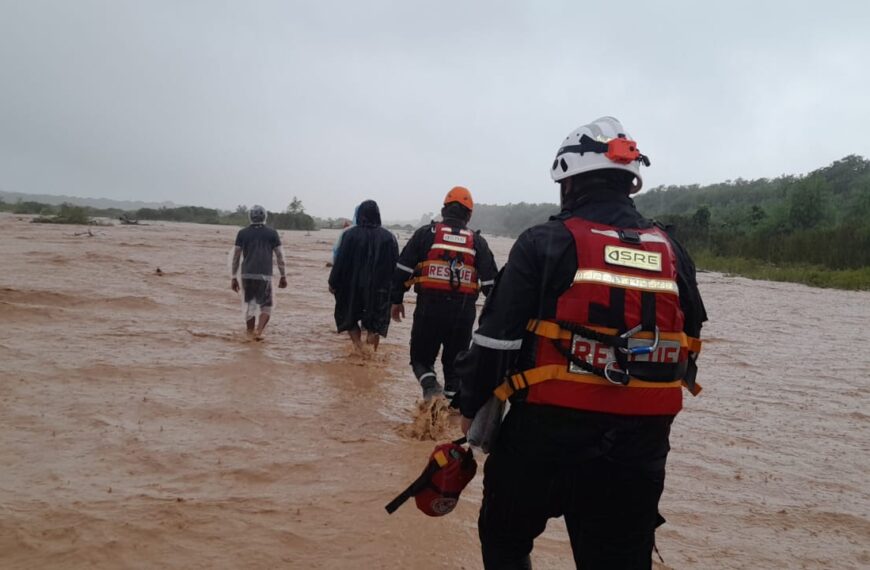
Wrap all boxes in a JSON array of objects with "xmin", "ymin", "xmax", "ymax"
[{"xmin": 1, "ymin": 0, "xmax": 868, "ymax": 220}]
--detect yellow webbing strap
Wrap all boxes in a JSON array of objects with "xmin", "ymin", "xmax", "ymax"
[
  {"xmin": 493, "ymin": 320, "xmax": 705, "ymax": 401},
  {"xmin": 525, "ymin": 319, "xmax": 701, "ymax": 352},
  {"xmin": 526, "ymin": 319, "xmax": 572, "ymax": 340},
  {"xmin": 493, "ymin": 364, "xmax": 683, "ymax": 401}
]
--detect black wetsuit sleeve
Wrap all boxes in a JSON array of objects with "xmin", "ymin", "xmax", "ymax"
[
  {"xmin": 473, "ymin": 233, "xmax": 499, "ymax": 296},
  {"xmin": 390, "ymin": 225, "xmax": 431, "ymax": 305},
  {"xmin": 457, "ymin": 230, "xmax": 541, "ymax": 418}
]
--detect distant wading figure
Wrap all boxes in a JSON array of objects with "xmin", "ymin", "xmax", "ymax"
[
  {"xmin": 329, "ymin": 200, "xmax": 399, "ymax": 352},
  {"xmin": 390, "ymin": 187, "xmax": 498, "ymax": 401},
  {"xmin": 230, "ymin": 205, "xmax": 287, "ymax": 339}
]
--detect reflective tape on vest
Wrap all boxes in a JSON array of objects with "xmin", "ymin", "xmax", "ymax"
[
  {"xmin": 573, "ymin": 269, "xmax": 679, "ymax": 294},
  {"xmin": 431, "ymin": 243, "xmax": 477, "ymax": 256},
  {"xmin": 590, "ymin": 228, "xmax": 670, "ymax": 244}
]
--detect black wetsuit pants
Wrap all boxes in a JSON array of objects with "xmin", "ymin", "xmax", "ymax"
[
  {"xmin": 409, "ymin": 295, "xmax": 476, "ymax": 393},
  {"xmin": 478, "ymin": 405, "xmax": 671, "ymax": 569}
]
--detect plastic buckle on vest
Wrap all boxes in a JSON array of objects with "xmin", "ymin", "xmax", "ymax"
[
  {"xmin": 618, "ymin": 229, "xmax": 642, "ymax": 244},
  {"xmin": 619, "ymin": 325, "xmax": 660, "ymax": 356},
  {"xmin": 512, "ymin": 371, "xmax": 529, "ymax": 391},
  {"xmin": 604, "ymin": 361, "xmax": 631, "ymax": 386}
]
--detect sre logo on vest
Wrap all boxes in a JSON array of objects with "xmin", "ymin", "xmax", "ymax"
[
  {"xmin": 604, "ymin": 246, "xmax": 662, "ymax": 272},
  {"xmin": 568, "ymin": 335, "xmax": 681, "ymax": 374}
]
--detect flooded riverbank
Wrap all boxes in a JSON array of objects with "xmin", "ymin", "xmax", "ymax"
[{"xmin": 1, "ymin": 214, "xmax": 867, "ymax": 569}]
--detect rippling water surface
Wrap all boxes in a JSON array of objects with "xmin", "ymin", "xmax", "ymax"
[{"xmin": 0, "ymin": 214, "xmax": 867, "ymax": 569}]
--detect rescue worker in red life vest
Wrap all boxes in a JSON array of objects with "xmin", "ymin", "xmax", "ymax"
[
  {"xmin": 455, "ymin": 117, "xmax": 708, "ymax": 570},
  {"xmin": 390, "ymin": 187, "xmax": 498, "ymax": 402}
]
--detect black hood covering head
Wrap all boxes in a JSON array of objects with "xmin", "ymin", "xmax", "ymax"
[
  {"xmin": 560, "ymin": 168, "xmax": 635, "ymax": 210},
  {"xmin": 441, "ymin": 202, "xmax": 471, "ymax": 225},
  {"xmin": 356, "ymin": 199, "xmax": 382, "ymax": 227}
]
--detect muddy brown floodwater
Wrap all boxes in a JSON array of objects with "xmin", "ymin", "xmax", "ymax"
[{"xmin": 0, "ymin": 213, "xmax": 868, "ymax": 569}]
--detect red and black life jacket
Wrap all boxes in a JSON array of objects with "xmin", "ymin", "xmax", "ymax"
[
  {"xmin": 494, "ymin": 218, "xmax": 702, "ymax": 416},
  {"xmin": 407, "ymin": 223, "xmax": 479, "ymax": 295}
]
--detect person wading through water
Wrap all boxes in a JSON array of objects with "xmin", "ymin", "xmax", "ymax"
[
  {"xmin": 230, "ymin": 205, "xmax": 287, "ymax": 339},
  {"xmin": 329, "ymin": 199, "xmax": 398, "ymax": 352},
  {"xmin": 391, "ymin": 187, "xmax": 498, "ymax": 402},
  {"xmin": 456, "ymin": 117, "xmax": 708, "ymax": 569}
]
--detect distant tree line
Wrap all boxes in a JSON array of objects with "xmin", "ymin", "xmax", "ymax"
[
  {"xmin": 1, "ymin": 196, "xmax": 317, "ymax": 231},
  {"xmin": 421, "ymin": 155, "xmax": 869, "ymax": 275},
  {"xmin": 5, "ymin": 157, "xmax": 868, "ymax": 277},
  {"xmin": 468, "ymin": 202, "xmax": 559, "ymax": 237},
  {"xmin": 32, "ymin": 203, "xmax": 93, "ymax": 225},
  {"xmin": 0, "ymin": 199, "xmax": 124, "ymax": 222},
  {"xmin": 635, "ymin": 155, "xmax": 870, "ymax": 270}
]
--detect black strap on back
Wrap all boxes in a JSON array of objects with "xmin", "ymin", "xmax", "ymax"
[
  {"xmin": 448, "ymin": 258, "xmax": 461, "ymax": 291},
  {"xmin": 641, "ymin": 292, "xmax": 657, "ymax": 332},
  {"xmin": 682, "ymin": 354, "xmax": 699, "ymax": 391},
  {"xmin": 588, "ymin": 287, "xmax": 626, "ymax": 331},
  {"xmin": 552, "ymin": 320, "xmax": 628, "ymax": 350},
  {"xmin": 550, "ymin": 339, "xmax": 619, "ymax": 383}
]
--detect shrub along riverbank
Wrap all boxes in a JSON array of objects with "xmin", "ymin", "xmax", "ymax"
[
  {"xmin": 635, "ymin": 155, "xmax": 870, "ymax": 291},
  {"xmin": 4, "ymin": 155, "xmax": 869, "ymax": 291},
  {"xmin": 691, "ymin": 251, "xmax": 870, "ymax": 290},
  {"xmin": 0, "ymin": 201, "xmax": 316, "ymax": 231}
]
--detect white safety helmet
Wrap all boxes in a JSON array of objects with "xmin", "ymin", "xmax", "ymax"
[
  {"xmin": 249, "ymin": 204, "xmax": 267, "ymax": 224},
  {"xmin": 550, "ymin": 116, "xmax": 650, "ymax": 194}
]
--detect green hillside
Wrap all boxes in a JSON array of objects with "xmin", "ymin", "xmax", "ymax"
[{"xmin": 635, "ymin": 155, "xmax": 870, "ymax": 288}]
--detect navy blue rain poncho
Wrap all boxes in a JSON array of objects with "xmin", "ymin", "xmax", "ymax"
[{"xmin": 328, "ymin": 200, "xmax": 399, "ymax": 336}]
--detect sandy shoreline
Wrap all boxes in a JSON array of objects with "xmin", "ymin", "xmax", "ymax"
[{"xmin": 1, "ymin": 213, "xmax": 868, "ymax": 569}]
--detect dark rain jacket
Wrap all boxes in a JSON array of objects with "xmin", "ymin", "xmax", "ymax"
[
  {"xmin": 455, "ymin": 187, "xmax": 708, "ymax": 463},
  {"xmin": 329, "ymin": 200, "xmax": 399, "ymax": 336}
]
